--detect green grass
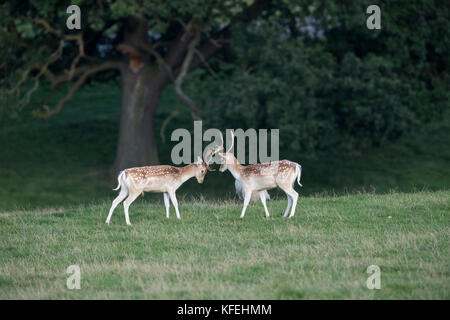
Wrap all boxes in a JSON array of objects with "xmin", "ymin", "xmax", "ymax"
[{"xmin": 0, "ymin": 191, "xmax": 448, "ymax": 299}]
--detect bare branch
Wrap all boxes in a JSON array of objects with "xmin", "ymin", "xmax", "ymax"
[
  {"xmin": 194, "ymin": 49, "xmax": 218, "ymax": 78},
  {"xmin": 136, "ymin": 39, "xmax": 201, "ymax": 121},
  {"xmin": 32, "ymin": 19, "xmax": 97, "ymax": 80},
  {"xmin": 151, "ymin": 40, "xmax": 173, "ymax": 50},
  {"xmin": 24, "ymin": 66, "xmax": 45, "ymax": 105},
  {"xmin": 160, "ymin": 107, "xmax": 179, "ymax": 143},
  {"xmin": 37, "ymin": 72, "xmax": 86, "ymax": 119},
  {"xmin": 137, "ymin": 42, "xmax": 175, "ymax": 80},
  {"xmin": 8, "ymin": 22, "xmax": 31, "ymax": 48},
  {"xmin": 34, "ymin": 18, "xmax": 61, "ymax": 36},
  {"xmin": 8, "ymin": 38, "xmax": 63, "ymax": 101},
  {"xmin": 165, "ymin": 19, "xmax": 197, "ymax": 68},
  {"xmin": 116, "ymin": 43, "xmax": 141, "ymax": 57},
  {"xmin": 66, "ymin": 34, "xmax": 88, "ymax": 80},
  {"xmin": 172, "ymin": 30, "xmax": 228, "ymax": 76},
  {"xmin": 8, "ymin": 68, "xmax": 31, "ymax": 96},
  {"xmin": 35, "ymin": 60, "xmax": 121, "ymax": 119},
  {"xmin": 173, "ymin": 31, "xmax": 202, "ymax": 120}
]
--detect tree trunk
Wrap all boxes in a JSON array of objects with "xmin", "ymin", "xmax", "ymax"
[{"xmin": 111, "ymin": 66, "xmax": 164, "ymax": 176}]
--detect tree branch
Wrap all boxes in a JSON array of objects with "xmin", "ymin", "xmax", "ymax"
[
  {"xmin": 34, "ymin": 18, "xmax": 61, "ymax": 36},
  {"xmin": 35, "ymin": 60, "xmax": 121, "ymax": 119},
  {"xmin": 33, "ymin": 18, "xmax": 98, "ymax": 79},
  {"xmin": 173, "ymin": 30, "xmax": 202, "ymax": 120},
  {"xmin": 136, "ymin": 37, "xmax": 202, "ymax": 119},
  {"xmin": 26, "ymin": 1, "xmax": 271, "ymax": 120},
  {"xmin": 194, "ymin": 49, "xmax": 218, "ymax": 78},
  {"xmin": 172, "ymin": 27, "xmax": 230, "ymax": 77},
  {"xmin": 165, "ymin": 19, "xmax": 197, "ymax": 68}
]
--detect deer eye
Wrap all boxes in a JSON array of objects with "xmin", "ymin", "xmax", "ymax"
[{"xmin": 201, "ymin": 170, "xmax": 205, "ymax": 174}]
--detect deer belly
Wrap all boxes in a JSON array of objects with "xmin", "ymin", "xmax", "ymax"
[
  {"xmin": 251, "ymin": 176, "xmax": 277, "ymax": 191},
  {"xmin": 143, "ymin": 185, "xmax": 167, "ymax": 193},
  {"xmin": 136, "ymin": 177, "xmax": 171, "ymax": 193}
]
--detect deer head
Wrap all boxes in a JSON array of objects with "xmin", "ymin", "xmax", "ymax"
[{"xmin": 193, "ymin": 156, "xmax": 209, "ymax": 184}]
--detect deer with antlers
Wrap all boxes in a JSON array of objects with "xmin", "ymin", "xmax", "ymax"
[
  {"xmin": 217, "ymin": 131, "xmax": 303, "ymax": 218},
  {"xmin": 106, "ymin": 152, "xmax": 216, "ymax": 225}
]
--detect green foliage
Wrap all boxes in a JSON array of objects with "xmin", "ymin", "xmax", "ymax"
[
  {"xmin": 322, "ymin": 0, "xmax": 450, "ymax": 123},
  {"xmin": 317, "ymin": 53, "xmax": 415, "ymax": 150},
  {"xmin": 187, "ymin": 1, "xmax": 449, "ymax": 154},
  {"xmin": 189, "ymin": 24, "xmax": 412, "ymax": 153}
]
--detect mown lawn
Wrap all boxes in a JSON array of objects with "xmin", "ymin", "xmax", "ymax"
[{"xmin": 0, "ymin": 191, "xmax": 448, "ymax": 299}]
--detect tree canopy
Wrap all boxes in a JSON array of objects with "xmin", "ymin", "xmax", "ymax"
[
  {"xmin": 187, "ymin": 0, "xmax": 449, "ymax": 154},
  {"xmin": 1, "ymin": 0, "xmax": 271, "ymax": 118}
]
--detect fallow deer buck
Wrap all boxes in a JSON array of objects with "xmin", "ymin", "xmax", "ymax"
[
  {"xmin": 218, "ymin": 131, "xmax": 303, "ymax": 218},
  {"xmin": 106, "ymin": 151, "xmax": 217, "ymax": 225}
]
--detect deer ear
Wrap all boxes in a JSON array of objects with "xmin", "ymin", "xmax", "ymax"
[{"xmin": 196, "ymin": 156, "xmax": 203, "ymax": 165}]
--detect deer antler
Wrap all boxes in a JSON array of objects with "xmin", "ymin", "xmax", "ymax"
[
  {"xmin": 226, "ymin": 131, "xmax": 234, "ymax": 154},
  {"xmin": 219, "ymin": 131, "xmax": 224, "ymax": 154},
  {"xmin": 218, "ymin": 130, "xmax": 234, "ymax": 155},
  {"xmin": 204, "ymin": 145, "xmax": 222, "ymax": 171}
]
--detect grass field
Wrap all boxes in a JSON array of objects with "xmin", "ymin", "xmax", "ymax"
[
  {"xmin": 0, "ymin": 191, "xmax": 448, "ymax": 299},
  {"xmin": 0, "ymin": 82, "xmax": 449, "ymax": 299}
]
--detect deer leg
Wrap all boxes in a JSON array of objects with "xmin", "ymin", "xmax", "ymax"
[
  {"xmin": 279, "ymin": 183, "xmax": 298, "ymax": 218},
  {"xmin": 123, "ymin": 191, "xmax": 140, "ymax": 225},
  {"xmin": 163, "ymin": 192, "xmax": 170, "ymax": 218},
  {"xmin": 240, "ymin": 191, "xmax": 251, "ymax": 219},
  {"xmin": 259, "ymin": 192, "xmax": 270, "ymax": 218},
  {"xmin": 286, "ymin": 189, "xmax": 298, "ymax": 218},
  {"xmin": 168, "ymin": 191, "xmax": 181, "ymax": 219},
  {"xmin": 282, "ymin": 194, "xmax": 292, "ymax": 218},
  {"xmin": 106, "ymin": 187, "xmax": 128, "ymax": 224}
]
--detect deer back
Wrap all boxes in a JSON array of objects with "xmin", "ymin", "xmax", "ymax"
[{"xmin": 125, "ymin": 166, "xmax": 181, "ymax": 191}]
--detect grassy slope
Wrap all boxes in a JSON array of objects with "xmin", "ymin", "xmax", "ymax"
[{"xmin": 0, "ymin": 191, "xmax": 448, "ymax": 299}]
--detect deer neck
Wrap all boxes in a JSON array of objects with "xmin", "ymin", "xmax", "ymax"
[
  {"xmin": 179, "ymin": 164, "xmax": 197, "ymax": 184},
  {"xmin": 227, "ymin": 156, "xmax": 244, "ymax": 180}
]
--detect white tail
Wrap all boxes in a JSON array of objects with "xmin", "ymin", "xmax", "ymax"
[
  {"xmin": 113, "ymin": 171, "xmax": 125, "ymax": 191},
  {"xmin": 296, "ymin": 163, "xmax": 303, "ymax": 187},
  {"xmin": 106, "ymin": 154, "xmax": 216, "ymax": 225},
  {"xmin": 219, "ymin": 131, "xmax": 302, "ymax": 218}
]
